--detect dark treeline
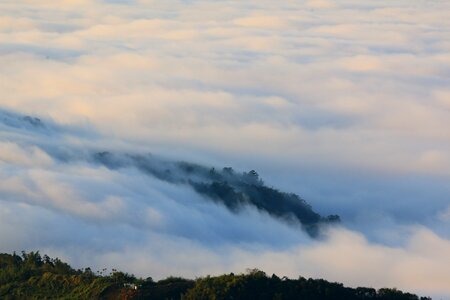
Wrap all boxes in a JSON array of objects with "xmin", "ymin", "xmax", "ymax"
[
  {"xmin": 94, "ymin": 151, "xmax": 340, "ymax": 237},
  {"xmin": 0, "ymin": 252, "xmax": 431, "ymax": 300}
]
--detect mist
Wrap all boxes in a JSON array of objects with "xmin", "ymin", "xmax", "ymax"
[
  {"xmin": 1, "ymin": 108, "xmax": 449, "ymax": 298},
  {"xmin": 1, "ymin": 0, "xmax": 449, "ymax": 298}
]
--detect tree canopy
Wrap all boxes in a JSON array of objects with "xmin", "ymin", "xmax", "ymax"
[{"xmin": 0, "ymin": 252, "xmax": 431, "ymax": 300}]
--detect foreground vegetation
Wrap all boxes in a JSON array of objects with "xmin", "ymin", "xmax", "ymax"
[{"xmin": 0, "ymin": 252, "xmax": 431, "ymax": 300}]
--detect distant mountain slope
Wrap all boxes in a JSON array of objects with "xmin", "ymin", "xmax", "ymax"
[
  {"xmin": 0, "ymin": 252, "xmax": 430, "ymax": 300},
  {"xmin": 0, "ymin": 108, "xmax": 339, "ymax": 237},
  {"xmin": 94, "ymin": 151, "xmax": 340, "ymax": 236}
]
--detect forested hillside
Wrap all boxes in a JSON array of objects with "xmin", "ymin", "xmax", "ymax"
[
  {"xmin": 0, "ymin": 252, "xmax": 431, "ymax": 300},
  {"xmin": 93, "ymin": 151, "xmax": 340, "ymax": 237}
]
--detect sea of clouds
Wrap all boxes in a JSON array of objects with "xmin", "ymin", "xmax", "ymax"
[{"xmin": 0, "ymin": 0, "xmax": 449, "ymax": 298}]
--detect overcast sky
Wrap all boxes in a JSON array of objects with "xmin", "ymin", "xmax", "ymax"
[{"xmin": 0, "ymin": 0, "xmax": 449, "ymax": 298}]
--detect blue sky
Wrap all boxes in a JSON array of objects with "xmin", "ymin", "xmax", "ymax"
[{"xmin": 0, "ymin": 0, "xmax": 449, "ymax": 298}]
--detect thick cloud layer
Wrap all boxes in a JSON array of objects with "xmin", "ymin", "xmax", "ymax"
[
  {"xmin": 1, "ymin": 0, "xmax": 449, "ymax": 298},
  {"xmin": 1, "ymin": 110, "xmax": 449, "ymax": 299}
]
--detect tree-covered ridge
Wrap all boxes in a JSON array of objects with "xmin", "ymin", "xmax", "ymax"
[
  {"xmin": 183, "ymin": 269, "xmax": 430, "ymax": 300},
  {"xmin": 94, "ymin": 152, "xmax": 340, "ymax": 237},
  {"xmin": 0, "ymin": 252, "xmax": 431, "ymax": 300},
  {"xmin": 0, "ymin": 110, "xmax": 338, "ymax": 237},
  {"xmin": 0, "ymin": 251, "xmax": 138, "ymax": 299}
]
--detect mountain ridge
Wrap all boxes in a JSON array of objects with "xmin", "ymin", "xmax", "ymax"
[{"xmin": 0, "ymin": 252, "xmax": 431, "ymax": 300}]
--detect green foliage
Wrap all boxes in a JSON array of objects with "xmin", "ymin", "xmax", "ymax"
[
  {"xmin": 184, "ymin": 272, "xmax": 427, "ymax": 300},
  {"xmin": 0, "ymin": 252, "xmax": 430, "ymax": 300},
  {"xmin": 136, "ymin": 277, "xmax": 194, "ymax": 300},
  {"xmin": 189, "ymin": 166, "xmax": 325, "ymax": 236},
  {"xmin": 0, "ymin": 252, "xmax": 122, "ymax": 299}
]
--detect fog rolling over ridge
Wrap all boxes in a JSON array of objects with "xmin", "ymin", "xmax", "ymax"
[
  {"xmin": 94, "ymin": 151, "xmax": 340, "ymax": 237},
  {"xmin": 1, "ymin": 0, "xmax": 450, "ymax": 297},
  {"xmin": 1, "ymin": 106, "xmax": 449, "ymax": 299},
  {"xmin": 1, "ymin": 108, "xmax": 338, "ymax": 237}
]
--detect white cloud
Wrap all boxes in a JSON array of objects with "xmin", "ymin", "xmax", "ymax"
[
  {"xmin": 0, "ymin": 142, "xmax": 53, "ymax": 167},
  {"xmin": 233, "ymin": 15, "xmax": 288, "ymax": 29},
  {"xmin": 305, "ymin": 0, "xmax": 336, "ymax": 9},
  {"xmin": 0, "ymin": 0, "xmax": 449, "ymax": 297}
]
